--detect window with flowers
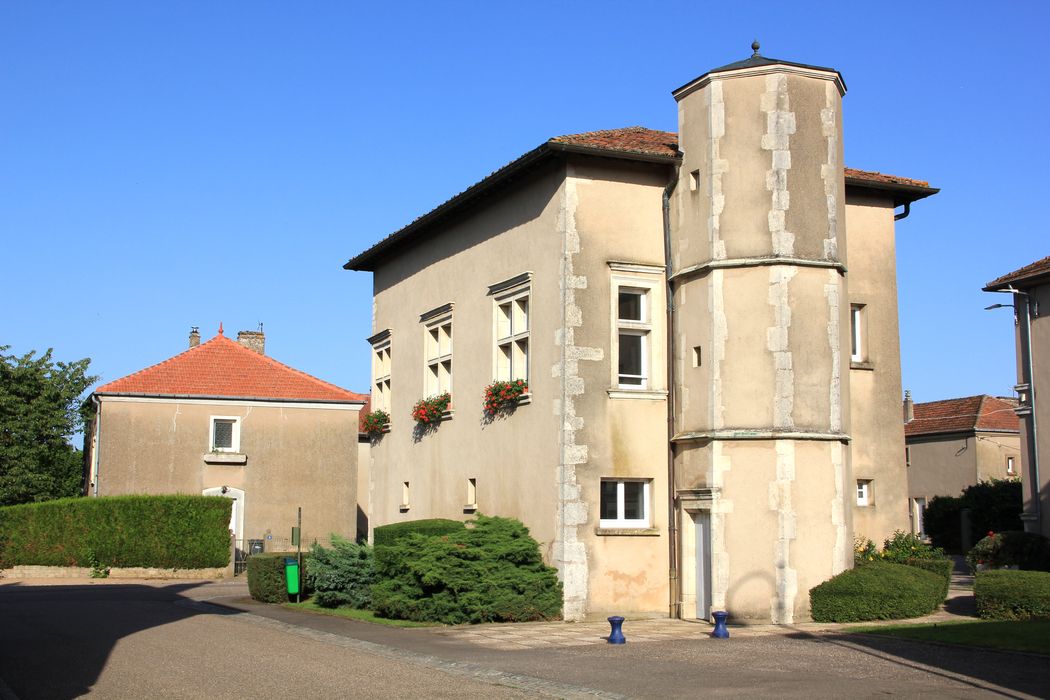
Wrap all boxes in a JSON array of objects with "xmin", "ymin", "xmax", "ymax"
[
  {"xmin": 421, "ymin": 303, "xmax": 453, "ymax": 399},
  {"xmin": 488, "ymin": 272, "xmax": 531, "ymax": 384}
]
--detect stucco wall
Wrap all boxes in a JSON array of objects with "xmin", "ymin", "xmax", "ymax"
[
  {"xmin": 845, "ymin": 192, "xmax": 910, "ymax": 542},
  {"xmin": 93, "ymin": 398, "xmax": 360, "ymax": 546}
]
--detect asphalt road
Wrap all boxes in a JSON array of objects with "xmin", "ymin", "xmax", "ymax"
[{"xmin": 1, "ymin": 580, "xmax": 1048, "ymax": 699}]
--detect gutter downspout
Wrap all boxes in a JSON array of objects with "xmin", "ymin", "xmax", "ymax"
[
  {"xmin": 90, "ymin": 395, "xmax": 101, "ymax": 497},
  {"xmin": 662, "ymin": 168, "xmax": 680, "ymax": 619},
  {"xmin": 893, "ymin": 201, "xmax": 911, "ymax": 221}
]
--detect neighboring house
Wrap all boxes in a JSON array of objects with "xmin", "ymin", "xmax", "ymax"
[
  {"xmin": 985, "ymin": 254, "xmax": 1050, "ymax": 539},
  {"xmin": 84, "ymin": 326, "xmax": 368, "ymax": 554},
  {"xmin": 345, "ymin": 47, "xmax": 937, "ymax": 623},
  {"xmin": 903, "ymin": 393, "xmax": 1021, "ymax": 537}
]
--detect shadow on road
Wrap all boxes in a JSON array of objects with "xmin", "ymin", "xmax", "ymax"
[
  {"xmin": 783, "ymin": 628, "xmax": 1048, "ymax": 699},
  {"xmin": 0, "ymin": 581, "xmax": 240, "ymax": 700}
]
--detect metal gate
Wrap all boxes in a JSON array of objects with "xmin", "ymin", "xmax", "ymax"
[{"xmin": 234, "ymin": 539, "xmax": 265, "ymax": 575}]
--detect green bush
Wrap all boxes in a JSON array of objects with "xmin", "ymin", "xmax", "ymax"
[
  {"xmin": 305, "ymin": 535, "xmax": 375, "ymax": 608},
  {"xmin": 372, "ymin": 518, "xmax": 465, "ymax": 550},
  {"xmin": 903, "ymin": 557, "xmax": 953, "ymax": 601},
  {"xmin": 0, "ymin": 495, "xmax": 231, "ymax": 568},
  {"xmin": 925, "ymin": 480, "xmax": 1022, "ymax": 554},
  {"xmin": 880, "ymin": 530, "xmax": 944, "ymax": 563},
  {"xmin": 809, "ymin": 561, "xmax": 945, "ymax": 622},
  {"xmin": 966, "ymin": 531, "xmax": 1050, "ymax": 573},
  {"xmin": 371, "ymin": 514, "xmax": 562, "ymax": 624},
  {"xmin": 975, "ymin": 570, "xmax": 1050, "ymax": 620},
  {"xmin": 247, "ymin": 552, "xmax": 311, "ymax": 603}
]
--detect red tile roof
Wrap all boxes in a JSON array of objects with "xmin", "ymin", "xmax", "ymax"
[
  {"xmin": 95, "ymin": 332, "xmax": 367, "ymax": 404},
  {"xmin": 905, "ymin": 395, "xmax": 1019, "ymax": 437},
  {"xmin": 843, "ymin": 167, "xmax": 930, "ymax": 189},
  {"xmin": 549, "ymin": 127, "xmax": 679, "ymax": 159},
  {"xmin": 985, "ymin": 255, "xmax": 1050, "ymax": 291}
]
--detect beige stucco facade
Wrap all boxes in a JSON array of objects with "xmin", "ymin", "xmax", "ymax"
[
  {"xmin": 88, "ymin": 397, "xmax": 361, "ymax": 548},
  {"xmin": 353, "ymin": 52, "xmax": 935, "ymax": 623},
  {"xmin": 907, "ymin": 432, "xmax": 1021, "ymax": 501}
]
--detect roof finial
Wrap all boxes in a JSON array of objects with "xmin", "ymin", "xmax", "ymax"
[
  {"xmin": 218, "ymin": 322, "xmax": 224, "ymax": 337},
  {"xmin": 751, "ymin": 40, "xmax": 761, "ymax": 58}
]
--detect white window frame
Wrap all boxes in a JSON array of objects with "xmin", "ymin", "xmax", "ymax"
[
  {"xmin": 599, "ymin": 478, "xmax": 651, "ymax": 529},
  {"xmin": 1006, "ymin": 456, "xmax": 1016, "ymax": 476},
  {"xmin": 370, "ymin": 331, "xmax": 392, "ymax": 414},
  {"xmin": 610, "ymin": 264, "xmax": 662, "ymax": 392},
  {"xmin": 856, "ymin": 479, "xmax": 872, "ymax": 507},
  {"xmin": 421, "ymin": 304, "xmax": 453, "ymax": 399},
  {"xmin": 492, "ymin": 285, "xmax": 530, "ymax": 383},
  {"xmin": 850, "ymin": 304, "xmax": 866, "ymax": 363},
  {"xmin": 210, "ymin": 416, "xmax": 241, "ymax": 453}
]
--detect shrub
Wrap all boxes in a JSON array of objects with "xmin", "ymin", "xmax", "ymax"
[
  {"xmin": 966, "ymin": 531, "xmax": 1050, "ymax": 573},
  {"xmin": 809, "ymin": 561, "xmax": 945, "ymax": 622},
  {"xmin": 248, "ymin": 552, "xmax": 310, "ymax": 603},
  {"xmin": 305, "ymin": 535, "xmax": 375, "ymax": 608},
  {"xmin": 880, "ymin": 530, "xmax": 944, "ymax": 563},
  {"xmin": 373, "ymin": 518, "xmax": 465, "ymax": 551},
  {"xmin": 854, "ymin": 537, "xmax": 878, "ymax": 565},
  {"xmin": 0, "ymin": 495, "xmax": 231, "ymax": 568},
  {"xmin": 924, "ymin": 495, "xmax": 964, "ymax": 552},
  {"xmin": 371, "ymin": 514, "xmax": 562, "ymax": 624},
  {"xmin": 903, "ymin": 557, "xmax": 953, "ymax": 601},
  {"xmin": 925, "ymin": 480, "xmax": 1022, "ymax": 554},
  {"xmin": 975, "ymin": 570, "xmax": 1050, "ymax": 620}
]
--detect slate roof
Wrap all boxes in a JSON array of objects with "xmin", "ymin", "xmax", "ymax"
[
  {"xmin": 95, "ymin": 330, "xmax": 367, "ymax": 404},
  {"xmin": 344, "ymin": 127, "xmax": 937, "ymax": 271},
  {"xmin": 905, "ymin": 395, "xmax": 1019, "ymax": 438},
  {"xmin": 984, "ymin": 255, "xmax": 1050, "ymax": 291}
]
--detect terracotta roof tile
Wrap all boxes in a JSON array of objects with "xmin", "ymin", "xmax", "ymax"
[
  {"xmin": 985, "ymin": 254, "xmax": 1050, "ymax": 290},
  {"xmin": 96, "ymin": 333, "xmax": 367, "ymax": 403},
  {"xmin": 905, "ymin": 395, "xmax": 1019, "ymax": 437},
  {"xmin": 843, "ymin": 167, "xmax": 930, "ymax": 189},
  {"xmin": 549, "ymin": 127, "xmax": 679, "ymax": 159}
]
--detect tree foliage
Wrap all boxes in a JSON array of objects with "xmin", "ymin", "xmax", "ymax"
[{"xmin": 0, "ymin": 345, "xmax": 96, "ymax": 505}]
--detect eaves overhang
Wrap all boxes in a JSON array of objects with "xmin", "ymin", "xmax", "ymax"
[
  {"xmin": 93, "ymin": 391, "xmax": 366, "ymax": 406},
  {"xmin": 844, "ymin": 173, "xmax": 939, "ymax": 208}
]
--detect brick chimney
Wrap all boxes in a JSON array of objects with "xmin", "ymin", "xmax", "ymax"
[
  {"xmin": 903, "ymin": 390, "xmax": 914, "ymax": 424},
  {"xmin": 189, "ymin": 327, "xmax": 200, "ymax": 348},
  {"xmin": 237, "ymin": 329, "xmax": 265, "ymax": 355}
]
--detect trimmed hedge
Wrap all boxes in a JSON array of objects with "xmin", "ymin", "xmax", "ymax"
[
  {"xmin": 371, "ymin": 514, "xmax": 562, "ymax": 624},
  {"xmin": 904, "ymin": 557, "xmax": 953, "ymax": 601},
  {"xmin": 809, "ymin": 561, "xmax": 945, "ymax": 622},
  {"xmin": 0, "ymin": 495, "xmax": 231, "ymax": 568},
  {"xmin": 975, "ymin": 570, "xmax": 1050, "ymax": 620},
  {"xmin": 248, "ymin": 552, "xmax": 311, "ymax": 603}
]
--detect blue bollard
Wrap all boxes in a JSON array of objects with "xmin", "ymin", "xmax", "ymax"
[
  {"xmin": 711, "ymin": 610, "xmax": 729, "ymax": 638},
  {"xmin": 607, "ymin": 615, "xmax": 626, "ymax": 644}
]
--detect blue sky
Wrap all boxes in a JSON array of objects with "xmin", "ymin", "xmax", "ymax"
[{"xmin": 1, "ymin": 1, "xmax": 1046, "ymax": 406}]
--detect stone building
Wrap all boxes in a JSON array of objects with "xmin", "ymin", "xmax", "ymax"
[
  {"xmin": 985, "ymin": 254, "xmax": 1050, "ymax": 539},
  {"xmin": 346, "ymin": 47, "xmax": 937, "ymax": 622},
  {"xmin": 84, "ymin": 326, "xmax": 368, "ymax": 554},
  {"xmin": 903, "ymin": 393, "xmax": 1021, "ymax": 537}
]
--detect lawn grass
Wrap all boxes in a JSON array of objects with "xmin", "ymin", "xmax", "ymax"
[
  {"xmin": 848, "ymin": 620, "xmax": 1050, "ymax": 655},
  {"xmin": 283, "ymin": 600, "xmax": 437, "ymax": 628}
]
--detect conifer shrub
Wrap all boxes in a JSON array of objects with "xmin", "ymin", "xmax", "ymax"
[
  {"xmin": 371, "ymin": 514, "xmax": 562, "ymax": 624},
  {"xmin": 809, "ymin": 561, "xmax": 944, "ymax": 622},
  {"xmin": 247, "ymin": 552, "xmax": 311, "ymax": 603},
  {"xmin": 372, "ymin": 518, "xmax": 465, "ymax": 567},
  {"xmin": 305, "ymin": 535, "xmax": 375, "ymax": 608},
  {"xmin": 0, "ymin": 495, "xmax": 231, "ymax": 568},
  {"xmin": 975, "ymin": 570, "xmax": 1050, "ymax": 620}
]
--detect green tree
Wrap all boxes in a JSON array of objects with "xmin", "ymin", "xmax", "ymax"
[{"xmin": 0, "ymin": 346, "xmax": 97, "ymax": 505}]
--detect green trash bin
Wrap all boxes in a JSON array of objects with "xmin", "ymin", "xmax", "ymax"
[{"xmin": 284, "ymin": 557, "xmax": 300, "ymax": 595}]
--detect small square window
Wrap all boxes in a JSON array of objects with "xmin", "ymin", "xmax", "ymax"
[
  {"xmin": 856, "ymin": 479, "xmax": 872, "ymax": 507},
  {"xmin": 1006, "ymin": 456, "xmax": 1016, "ymax": 476},
  {"xmin": 599, "ymin": 478, "xmax": 651, "ymax": 528},
  {"xmin": 210, "ymin": 417, "xmax": 240, "ymax": 453}
]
